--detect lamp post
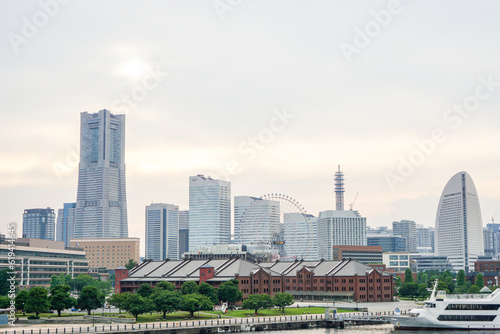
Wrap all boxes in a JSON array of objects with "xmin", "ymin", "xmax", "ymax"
[{"xmin": 92, "ymin": 309, "xmax": 95, "ymax": 326}]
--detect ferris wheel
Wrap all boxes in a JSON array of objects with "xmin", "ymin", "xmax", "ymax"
[{"xmin": 239, "ymin": 193, "xmax": 312, "ymax": 260}]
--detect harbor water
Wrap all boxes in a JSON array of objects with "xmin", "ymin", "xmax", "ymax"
[{"xmin": 258, "ymin": 324, "xmax": 500, "ymax": 334}]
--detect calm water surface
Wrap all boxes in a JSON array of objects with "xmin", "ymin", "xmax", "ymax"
[{"xmin": 260, "ymin": 324, "xmax": 500, "ymax": 334}]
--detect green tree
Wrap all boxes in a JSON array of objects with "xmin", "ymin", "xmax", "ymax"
[
  {"xmin": 468, "ymin": 285, "xmax": 480, "ymax": 294},
  {"xmin": 417, "ymin": 283, "xmax": 430, "ymax": 299},
  {"xmin": 0, "ymin": 269, "xmax": 13, "ymax": 295},
  {"xmin": 15, "ymin": 289, "xmax": 29, "ymax": 315},
  {"xmin": 50, "ymin": 285, "xmax": 76, "ymax": 316},
  {"xmin": 199, "ymin": 282, "xmax": 218, "ymax": 304},
  {"xmin": 179, "ymin": 294, "xmax": 213, "ymax": 318},
  {"xmin": 74, "ymin": 274, "xmax": 94, "ymax": 292},
  {"xmin": 155, "ymin": 281, "xmax": 175, "ymax": 291},
  {"xmin": 404, "ymin": 268, "xmax": 414, "ymax": 284},
  {"xmin": 417, "ymin": 273, "xmax": 428, "ymax": 284},
  {"xmin": 457, "ymin": 270, "xmax": 466, "ymax": 287},
  {"xmin": 107, "ymin": 292, "xmax": 130, "ymax": 314},
  {"xmin": 125, "ymin": 259, "xmax": 137, "ymax": 270},
  {"xmin": 25, "ymin": 287, "xmax": 51, "ymax": 318},
  {"xmin": 399, "ymin": 283, "xmax": 419, "ymax": 299},
  {"xmin": 272, "ymin": 293, "xmax": 293, "ymax": 314},
  {"xmin": 137, "ymin": 283, "xmax": 153, "ymax": 298},
  {"xmin": 395, "ymin": 276, "xmax": 402, "ymax": 288},
  {"xmin": 152, "ymin": 290, "xmax": 181, "ymax": 319},
  {"xmin": 217, "ymin": 279, "xmax": 243, "ymax": 304},
  {"xmin": 242, "ymin": 294, "xmax": 274, "ymax": 315},
  {"xmin": 181, "ymin": 281, "xmax": 199, "ymax": 295},
  {"xmin": 0, "ymin": 296, "xmax": 10, "ymax": 308},
  {"xmin": 123, "ymin": 293, "xmax": 154, "ymax": 320},
  {"xmin": 444, "ymin": 276, "xmax": 455, "ymax": 294},
  {"xmin": 50, "ymin": 275, "xmax": 62, "ymax": 290},
  {"xmin": 77, "ymin": 286, "xmax": 105, "ymax": 315},
  {"xmin": 476, "ymin": 273, "xmax": 484, "ymax": 289}
]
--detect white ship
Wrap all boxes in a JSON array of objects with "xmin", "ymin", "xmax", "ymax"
[{"xmin": 386, "ymin": 281, "xmax": 500, "ymax": 330}]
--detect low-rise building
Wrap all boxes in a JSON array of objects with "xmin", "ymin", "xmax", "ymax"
[
  {"xmin": 118, "ymin": 258, "xmax": 394, "ymax": 302},
  {"xmin": 331, "ymin": 245, "xmax": 383, "ymax": 265},
  {"xmin": 382, "ymin": 252, "xmax": 410, "ymax": 273},
  {"xmin": 70, "ymin": 238, "xmax": 140, "ymax": 270},
  {"xmin": 0, "ymin": 238, "xmax": 88, "ymax": 287}
]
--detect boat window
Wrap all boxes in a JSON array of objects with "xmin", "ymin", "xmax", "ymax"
[
  {"xmin": 425, "ymin": 303, "xmax": 436, "ymax": 308},
  {"xmin": 445, "ymin": 304, "xmax": 500, "ymax": 311},
  {"xmin": 438, "ymin": 315, "xmax": 497, "ymax": 322}
]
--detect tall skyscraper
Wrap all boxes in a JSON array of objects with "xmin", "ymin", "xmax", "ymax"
[
  {"xmin": 75, "ymin": 109, "xmax": 128, "ymax": 238},
  {"xmin": 317, "ymin": 210, "xmax": 367, "ymax": 260},
  {"xmin": 179, "ymin": 210, "xmax": 189, "ymax": 259},
  {"xmin": 283, "ymin": 213, "xmax": 318, "ymax": 260},
  {"xmin": 145, "ymin": 203, "xmax": 179, "ymax": 260},
  {"xmin": 393, "ymin": 220, "xmax": 417, "ymax": 253},
  {"xmin": 435, "ymin": 171, "xmax": 484, "ymax": 272},
  {"xmin": 23, "ymin": 208, "xmax": 55, "ymax": 240},
  {"xmin": 188, "ymin": 175, "xmax": 230, "ymax": 251},
  {"xmin": 56, "ymin": 203, "xmax": 76, "ymax": 247},
  {"xmin": 234, "ymin": 196, "xmax": 280, "ymax": 244}
]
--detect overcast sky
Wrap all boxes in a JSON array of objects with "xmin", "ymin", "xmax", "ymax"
[{"xmin": 1, "ymin": 1, "xmax": 499, "ymax": 255}]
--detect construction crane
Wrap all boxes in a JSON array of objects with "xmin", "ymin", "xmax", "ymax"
[{"xmin": 349, "ymin": 192, "xmax": 359, "ymax": 211}]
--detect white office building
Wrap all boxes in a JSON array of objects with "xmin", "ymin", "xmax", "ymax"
[
  {"xmin": 145, "ymin": 203, "xmax": 179, "ymax": 260},
  {"xmin": 188, "ymin": 175, "xmax": 231, "ymax": 251},
  {"xmin": 75, "ymin": 109, "xmax": 128, "ymax": 238},
  {"xmin": 234, "ymin": 196, "xmax": 280, "ymax": 245},
  {"xmin": 317, "ymin": 210, "xmax": 367, "ymax": 260},
  {"xmin": 283, "ymin": 213, "xmax": 318, "ymax": 260},
  {"xmin": 435, "ymin": 171, "xmax": 484, "ymax": 272}
]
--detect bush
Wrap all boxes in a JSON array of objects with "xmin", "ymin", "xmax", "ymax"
[{"xmin": 27, "ymin": 315, "xmax": 40, "ymax": 319}]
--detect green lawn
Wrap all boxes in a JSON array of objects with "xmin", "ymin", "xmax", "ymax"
[
  {"xmin": 208, "ymin": 307, "xmax": 350, "ymax": 318},
  {"xmin": 16, "ymin": 307, "xmax": 352, "ymax": 323}
]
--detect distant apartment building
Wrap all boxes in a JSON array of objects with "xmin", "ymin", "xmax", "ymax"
[
  {"xmin": 484, "ymin": 224, "xmax": 500, "ymax": 257},
  {"xmin": 234, "ymin": 196, "xmax": 280, "ymax": 245},
  {"xmin": 0, "ymin": 238, "xmax": 88, "ymax": 287},
  {"xmin": 182, "ymin": 244, "xmax": 277, "ymax": 262},
  {"xmin": 23, "ymin": 208, "xmax": 55, "ymax": 240},
  {"xmin": 331, "ymin": 245, "xmax": 383, "ymax": 265},
  {"xmin": 368, "ymin": 235, "xmax": 407, "ymax": 252},
  {"xmin": 284, "ymin": 213, "xmax": 318, "ymax": 260},
  {"xmin": 410, "ymin": 255, "xmax": 453, "ymax": 272},
  {"xmin": 56, "ymin": 203, "xmax": 76, "ymax": 247},
  {"xmin": 189, "ymin": 175, "xmax": 231, "ymax": 250},
  {"xmin": 179, "ymin": 210, "xmax": 189, "ymax": 259},
  {"xmin": 145, "ymin": 203, "xmax": 179, "ymax": 261},
  {"xmin": 367, "ymin": 226, "xmax": 392, "ymax": 235},
  {"xmin": 393, "ymin": 220, "xmax": 417, "ymax": 253},
  {"xmin": 382, "ymin": 252, "xmax": 410, "ymax": 273},
  {"xmin": 70, "ymin": 238, "xmax": 140, "ymax": 270},
  {"xmin": 317, "ymin": 210, "xmax": 367, "ymax": 260},
  {"xmin": 416, "ymin": 225, "xmax": 435, "ymax": 253}
]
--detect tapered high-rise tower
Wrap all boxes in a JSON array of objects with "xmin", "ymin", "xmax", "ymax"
[
  {"xmin": 75, "ymin": 109, "xmax": 128, "ymax": 238},
  {"xmin": 435, "ymin": 171, "xmax": 483, "ymax": 272}
]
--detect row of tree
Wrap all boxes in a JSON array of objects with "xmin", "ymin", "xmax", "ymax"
[
  {"xmin": 108, "ymin": 280, "xmax": 242, "ymax": 319},
  {"xmin": 398, "ymin": 268, "xmax": 492, "ymax": 299},
  {"xmin": 10, "ymin": 285, "xmax": 105, "ymax": 318},
  {"xmin": 108, "ymin": 280, "xmax": 294, "ymax": 319}
]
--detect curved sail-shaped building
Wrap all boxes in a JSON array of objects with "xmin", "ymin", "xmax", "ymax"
[{"xmin": 435, "ymin": 171, "xmax": 483, "ymax": 272}]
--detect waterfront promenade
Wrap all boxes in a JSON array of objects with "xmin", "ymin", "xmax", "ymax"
[{"xmin": 2, "ymin": 300, "xmax": 418, "ymax": 334}]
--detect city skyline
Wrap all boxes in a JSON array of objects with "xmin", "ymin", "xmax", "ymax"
[{"xmin": 2, "ymin": 2, "xmax": 500, "ymax": 256}]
